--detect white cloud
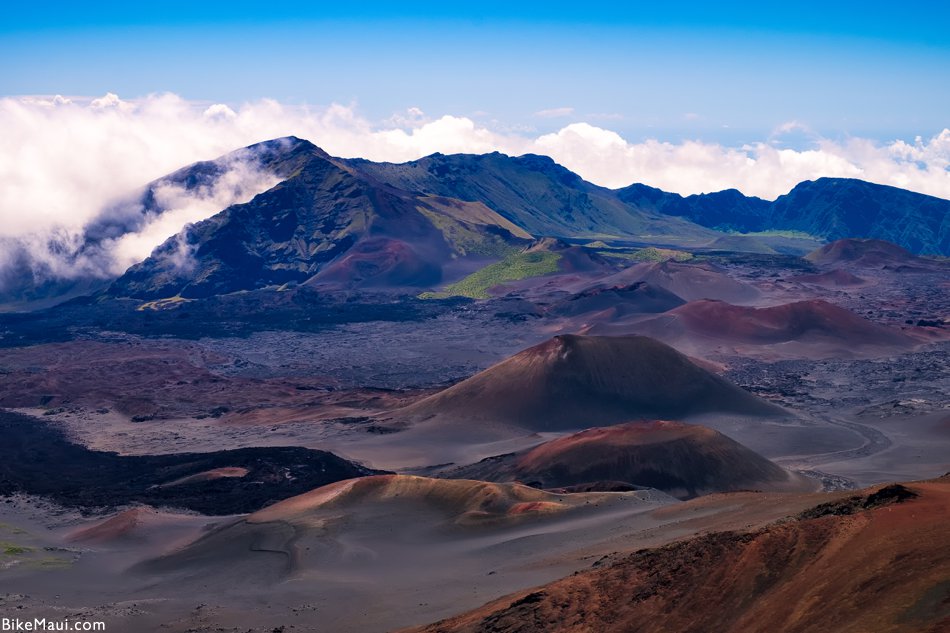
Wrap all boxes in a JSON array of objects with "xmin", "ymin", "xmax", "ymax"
[
  {"xmin": 90, "ymin": 92, "xmax": 131, "ymax": 110},
  {"xmin": 527, "ymin": 122, "xmax": 949, "ymax": 198},
  {"xmin": 0, "ymin": 153, "xmax": 278, "ymax": 287},
  {"xmin": 1, "ymin": 92, "xmax": 948, "ymax": 284},
  {"xmin": 771, "ymin": 120, "xmax": 812, "ymax": 136},
  {"xmin": 203, "ymin": 103, "xmax": 237, "ymax": 121},
  {"xmin": 534, "ymin": 106, "xmax": 575, "ymax": 118},
  {"xmin": 384, "ymin": 106, "xmax": 429, "ymax": 130},
  {"xmin": 19, "ymin": 94, "xmax": 74, "ymax": 108},
  {"xmin": 103, "ymin": 157, "xmax": 280, "ymax": 274}
]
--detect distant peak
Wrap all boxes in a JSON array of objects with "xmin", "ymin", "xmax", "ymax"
[
  {"xmin": 708, "ymin": 188, "xmax": 745, "ymax": 197},
  {"xmin": 244, "ymin": 136, "xmax": 329, "ymax": 160},
  {"xmin": 516, "ymin": 153, "xmax": 556, "ymax": 164},
  {"xmin": 515, "ymin": 153, "xmax": 573, "ymax": 173}
]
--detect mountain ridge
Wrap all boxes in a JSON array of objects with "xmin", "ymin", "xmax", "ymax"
[
  {"xmin": 344, "ymin": 151, "xmax": 718, "ymax": 242},
  {"xmin": 109, "ymin": 140, "xmax": 535, "ymax": 299},
  {"xmin": 8, "ymin": 136, "xmax": 949, "ymax": 305},
  {"xmin": 617, "ymin": 176, "xmax": 950, "ymax": 256}
]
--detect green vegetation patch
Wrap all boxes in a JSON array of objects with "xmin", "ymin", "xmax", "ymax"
[
  {"xmin": 1, "ymin": 541, "xmax": 35, "ymax": 556},
  {"xmin": 421, "ymin": 251, "xmax": 562, "ymax": 299},
  {"xmin": 599, "ymin": 247, "xmax": 693, "ymax": 262},
  {"xmin": 136, "ymin": 296, "xmax": 194, "ymax": 311},
  {"xmin": 417, "ymin": 207, "xmax": 519, "ymax": 258}
]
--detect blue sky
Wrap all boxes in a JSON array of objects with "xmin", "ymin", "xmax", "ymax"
[
  {"xmin": 1, "ymin": 1, "xmax": 948, "ymax": 254},
  {"xmin": 2, "ymin": 1, "xmax": 948, "ymax": 144}
]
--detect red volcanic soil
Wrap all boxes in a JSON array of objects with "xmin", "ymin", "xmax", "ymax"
[
  {"xmin": 66, "ymin": 506, "xmax": 212, "ymax": 546},
  {"xmin": 548, "ymin": 282, "xmax": 685, "ymax": 318},
  {"xmin": 398, "ymin": 335, "xmax": 780, "ymax": 432},
  {"xmin": 667, "ymin": 299, "xmax": 915, "ymax": 347},
  {"xmin": 67, "ymin": 507, "xmax": 156, "ymax": 544},
  {"xmin": 445, "ymin": 420, "xmax": 808, "ymax": 499},
  {"xmin": 306, "ymin": 237, "xmax": 442, "ymax": 287},
  {"xmin": 806, "ymin": 238, "xmax": 928, "ymax": 268},
  {"xmin": 592, "ymin": 260, "xmax": 761, "ymax": 303},
  {"xmin": 414, "ymin": 479, "xmax": 950, "ymax": 633},
  {"xmin": 155, "ymin": 466, "xmax": 250, "ymax": 488},
  {"xmin": 790, "ymin": 269, "xmax": 866, "ymax": 287}
]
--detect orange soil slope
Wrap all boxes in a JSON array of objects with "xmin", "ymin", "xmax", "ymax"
[{"xmin": 414, "ymin": 478, "xmax": 950, "ymax": 633}]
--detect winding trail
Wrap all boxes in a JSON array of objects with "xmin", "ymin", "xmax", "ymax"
[
  {"xmin": 822, "ymin": 415, "xmax": 892, "ymax": 459},
  {"xmin": 776, "ymin": 413, "xmax": 892, "ymax": 469}
]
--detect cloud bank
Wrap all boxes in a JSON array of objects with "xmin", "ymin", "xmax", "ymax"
[
  {"xmin": 1, "ymin": 92, "xmax": 948, "ymax": 285},
  {"xmin": 89, "ymin": 156, "xmax": 280, "ymax": 277}
]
